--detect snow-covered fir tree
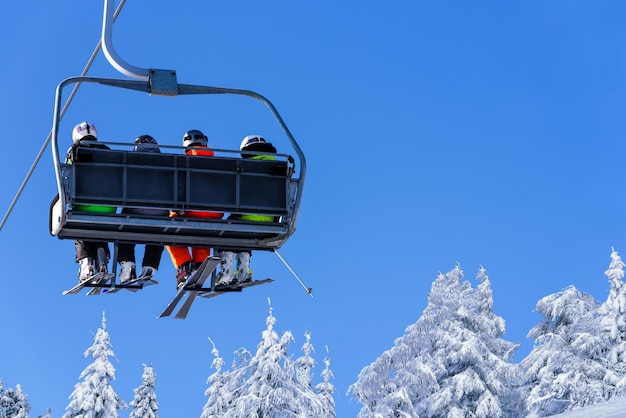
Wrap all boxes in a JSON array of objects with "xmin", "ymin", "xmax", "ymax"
[
  {"xmin": 520, "ymin": 249, "xmax": 626, "ymax": 416},
  {"xmin": 295, "ymin": 330, "xmax": 315, "ymax": 390},
  {"xmin": 201, "ymin": 338, "xmax": 240, "ymax": 417},
  {"xmin": 232, "ymin": 302, "xmax": 323, "ymax": 417},
  {"xmin": 520, "ymin": 285, "xmax": 612, "ymax": 416},
  {"xmin": 38, "ymin": 408, "xmax": 52, "ymax": 418},
  {"xmin": 350, "ymin": 264, "xmax": 520, "ymax": 418},
  {"xmin": 0, "ymin": 380, "xmax": 7, "ymax": 418},
  {"xmin": 202, "ymin": 300, "xmax": 332, "ymax": 417},
  {"xmin": 292, "ymin": 329, "xmax": 335, "ymax": 417},
  {"xmin": 599, "ymin": 248, "xmax": 626, "ymax": 381},
  {"xmin": 0, "ymin": 381, "xmax": 30, "ymax": 418},
  {"xmin": 63, "ymin": 312, "xmax": 128, "ymax": 418},
  {"xmin": 314, "ymin": 347, "xmax": 336, "ymax": 418},
  {"xmin": 129, "ymin": 364, "xmax": 158, "ymax": 418},
  {"xmin": 472, "ymin": 266, "xmax": 522, "ymax": 414}
]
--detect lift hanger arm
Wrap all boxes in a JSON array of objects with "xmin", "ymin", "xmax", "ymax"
[{"xmin": 101, "ymin": 0, "xmax": 149, "ymax": 80}]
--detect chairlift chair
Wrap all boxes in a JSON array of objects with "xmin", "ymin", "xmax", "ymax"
[
  {"xmin": 49, "ymin": 76, "xmax": 306, "ymax": 252},
  {"xmin": 42, "ymin": 0, "xmax": 314, "ymax": 300}
]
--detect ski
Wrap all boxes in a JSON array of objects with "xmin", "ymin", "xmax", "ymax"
[
  {"xmin": 64, "ymin": 247, "xmax": 113, "ymax": 295},
  {"xmin": 102, "ymin": 275, "xmax": 159, "ymax": 294},
  {"xmin": 86, "ymin": 273, "xmax": 116, "ymax": 295},
  {"xmin": 157, "ymin": 256, "xmax": 220, "ymax": 318},
  {"xmin": 173, "ymin": 268, "xmax": 217, "ymax": 319},
  {"xmin": 198, "ymin": 278, "xmax": 274, "ymax": 300},
  {"xmin": 62, "ymin": 272, "xmax": 115, "ymax": 295}
]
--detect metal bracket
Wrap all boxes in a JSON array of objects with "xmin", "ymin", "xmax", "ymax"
[{"xmin": 149, "ymin": 69, "xmax": 178, "ymax": 96}]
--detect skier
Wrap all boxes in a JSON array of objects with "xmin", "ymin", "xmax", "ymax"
[
  {"xmin": 117, "ymin": 135, "xmax": 168, "ymax": 283},
  {"xmin": 66, "ymin": 122, "xmax": 115, "ymax": 282},
  {"xmin": 217, "ymin": 135, "xmax": 279, "ymax": 287},
  {"xmin": 165, "ymin": 130, "xmax": 224, "ymax": 290}
]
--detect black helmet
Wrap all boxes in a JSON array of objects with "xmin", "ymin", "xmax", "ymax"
[
  {"xmin": 182, "ymin": 130, "xmax": 208, "ymax": 148},
  {"xmin": 134, "ymin": 135, "xmax": 160, "ymax": 153}
]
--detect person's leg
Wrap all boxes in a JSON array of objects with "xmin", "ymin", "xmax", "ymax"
[
  {"xmin": 75, "ymin": 241, "xmax": 95, "ymax": 281},
  {"xmin": 95, "ymin": 244, "xmax": 110, "ymax": 273},
  {"xmin": 191, "ymin": 247, "xmax": 211, "ymax": 265},
  {"xmin": 217, "ymin": 250, "xmax": 235, "ymax": 285},
  {"xmin": 142, "ymin": 245, "xmax": 164, "ymax": 270},
  {"xmin": 166, "ymin": 246, "xmax": 192, "ymax": 268},
  {"xmin": 117, "ymin": 243, "xmax": 136, "ymax": 264},
  {"xmin": 167, "ymin": 246, "xmax": 194, "ymax": 289},
  {"xmin": 74, "ymin": 240, "xmax": 94, "ymax": 262},
  {"xmin": 138, "ymin": 245, "xmax": 165, "ymax": 278},
  {"xmin": 117, "ymin": 243, "xmax": 136, "ymax": 282},
  {"xmin": 235, "ymin": 251, "xmax": 252, "ymax": 282}
]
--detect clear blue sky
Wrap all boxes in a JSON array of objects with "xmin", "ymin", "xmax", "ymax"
[{"xmin": 2, "ymin": 1, "xmax": 626, "ymax": 416}]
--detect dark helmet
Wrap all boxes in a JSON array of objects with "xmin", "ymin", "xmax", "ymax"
[
  {"xmin": 134, "ymin": 134, "xmax": 160, "ymax": 153},
  {"xmin": 72, "ymin": 122, "xmax": 98, "ymax": 144},
  {"xmin": 182, "ymin": 130, "xmax": 208, "ymax": 148}
]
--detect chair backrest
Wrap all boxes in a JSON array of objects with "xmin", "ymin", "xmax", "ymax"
[{"xmin": 71, "ymin": 147, "xmax": 291, "ymax": 216}]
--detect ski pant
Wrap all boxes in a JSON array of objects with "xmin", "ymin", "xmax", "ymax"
[
  {"xmin": 118, "ymin": 243, "xmax": 165, "ymax": 269},
  {"xmin": 116, "ymin": 207, "xmax": 168, "ymax": 268},
  {"xmin": 166, "ymin": 210, "xmax": 221, "ymax": 268},
  {"xmin": 74, "ymin": 240, "xmax": 110, "ymax": 263},
  {"xmin": 166, "ymin": 246, "xmax": 212, "ymax": 268}
]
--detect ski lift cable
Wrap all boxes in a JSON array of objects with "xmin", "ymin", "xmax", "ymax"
[{"xmin": 0, "ymin": 0, "xmax": 128, "ymax": 232}]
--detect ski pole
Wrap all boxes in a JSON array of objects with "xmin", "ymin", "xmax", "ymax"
[{"xmin": 274, "ymin": 249, "xmax": 313, "ymax": 298}]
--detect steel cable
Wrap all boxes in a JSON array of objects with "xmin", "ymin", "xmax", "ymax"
[{"xmin": 0, "ymin": 0, "xmax": 127, "ymax": 231}]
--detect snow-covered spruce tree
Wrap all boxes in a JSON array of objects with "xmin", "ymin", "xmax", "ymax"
[
  {"xmin": 520, "ymin": 284, "xmax": 618, "ymax": 416},
  {"xmin": 129, "ymin": 364, "xmax": 158, "ymax": 418},
  {"xmin": 207, "ymin": 300, "xmax": 327, "ymax": 417},
  {"xmin": 0, "ymin": 380, "xmax": 4, "ymax": 418},
  {"xmin": 350, "ymin": 264, "xmax": 520, "ymax": 418},
  {"xmin": 0, "ymin": 380, "xmax": 7, "ymax": 418},
  {"xmin": 598, "ymin": 248, "xmax": 626, "ymax": 386},
  {"xmin": 294, "ymin": 329, "xmax": 335, "ymax": 417},
  {"xmin": 314, "ymin": 347, "xmax": 336, "ymax": 418},
  {"xmin": 0, "ymin": 382, "xmax": 31, "ymax": 418},
  {"xmin": 38, "ymin": 407, "xmax": 52, "ymax": 418},
  {"xmin": 472, "ymin": 266, "xmax": 523, "ymax": 415},
  {"xmin": 295, "ymin": 330, "xmax": 315, "ymax": 390},
  {"xmin": 63, "ymin": 312, "xmax": 128, "ymax": 418},
  {"xmin": 226, "ymin": 347, "xmax": 254, "ymax": 409},
  {"xmin": 235, "ymin": 302, "xmax": 322, "ymax": 417},
  {"xmin": 201, "ymin": 338, "xmax": 240, "ymax": 417}
]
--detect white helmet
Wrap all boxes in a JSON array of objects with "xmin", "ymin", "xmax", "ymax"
[
  {"xmin": 72, "ymin": 122, "xmax": 98, "ymax": 144},
  {"xmin": 240, "ymin": 135, "xmax": 266, "ymax": 151},
  {"xmin": 182, "ymin": 130, "xmax": 208, "ymax": 148}
]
